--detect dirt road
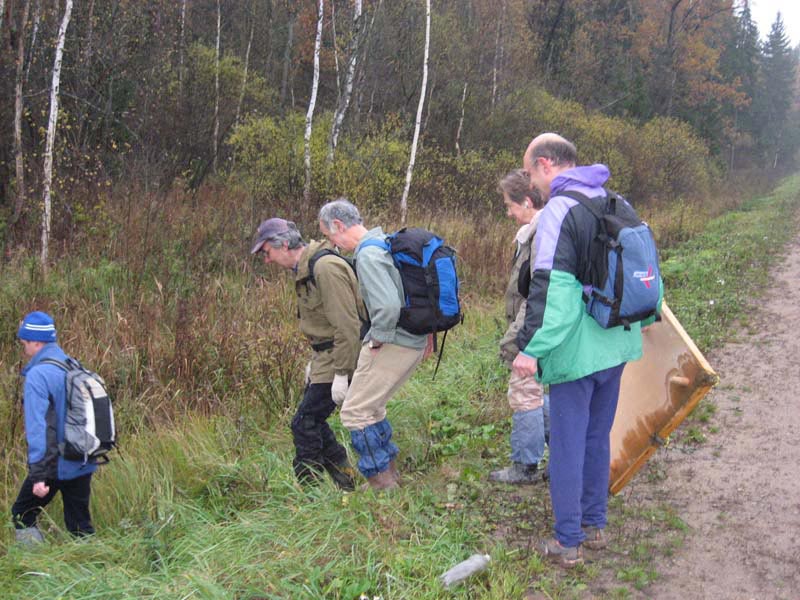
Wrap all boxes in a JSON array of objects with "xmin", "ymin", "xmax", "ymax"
[{"xmin": 633, "ymin": 237, "xmax": 800, "ymax": 599}]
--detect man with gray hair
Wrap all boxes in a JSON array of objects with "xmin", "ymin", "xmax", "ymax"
[
  {"xmin": 251, "ymin": 217, "xmax": 367, "ymax": 490},
  {"xmin": 318, "ymin": 199, "xmax": 432, "ymax": 490}
]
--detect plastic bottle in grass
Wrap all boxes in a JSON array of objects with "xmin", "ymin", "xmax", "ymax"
[{"xmin": 439, "ymin": 553, "xmax": 491, "ymax": 588}]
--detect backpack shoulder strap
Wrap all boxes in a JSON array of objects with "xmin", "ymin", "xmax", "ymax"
[
  {"xmin": 40, "ymin": 358, "xmax": 69, "ymax": 371},
  {"xmin": 357, "ymin": 238, "xmax": 390, "ymax": 255},
  {"xmin": 299, "ymin": 248, "xmax": 354, "ymax": 287},
  {"xmin": 558, "ymin": 189, "xmax": 608, "ymax": 222}
]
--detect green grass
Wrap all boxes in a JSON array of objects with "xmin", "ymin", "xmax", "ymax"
[
  {"xmin": 1, "ymin": 173, "xmax": 799, "ymax": 598},
  {"xmin": 660, "ymin": 173, "xmax": 800, "ymax": 351}
]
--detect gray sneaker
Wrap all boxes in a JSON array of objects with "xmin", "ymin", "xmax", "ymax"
[
  {"xmin": 489, "ymin": 462, "xmax": 538, "ymax": 484},
  {"xmin": 582, "ymin": 525, "xmax": 608, "ymax": 550},
  {"xmin": 15, "ymin": 527, "xmax": 45, "ymax": 547}
]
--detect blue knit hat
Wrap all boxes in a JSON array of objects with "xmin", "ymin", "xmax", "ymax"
[{"xmin": 17, "ymin": 311, "xmax": 57, "ymax": 343}]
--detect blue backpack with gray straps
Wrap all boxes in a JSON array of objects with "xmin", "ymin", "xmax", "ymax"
[{"xmin": 560, "ymin": 189, "xmax": 661, "ymax": 330}]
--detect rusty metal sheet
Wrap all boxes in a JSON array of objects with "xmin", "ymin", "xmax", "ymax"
[{"xmin": 609, "ymin": 302, "xmax": 718, "ymax": 494}]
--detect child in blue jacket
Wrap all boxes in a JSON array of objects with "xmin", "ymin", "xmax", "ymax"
[{"xmin": 12, "ymin": 312, "xmax": 97, "ymax": 544}]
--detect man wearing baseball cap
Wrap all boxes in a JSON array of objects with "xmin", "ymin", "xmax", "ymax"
[
  {"xmin": 12, "ymin": 311, "xmax": 97, "ymax": 544},
  {"xmin": 251, "ymin": 218, "xmax": 367, "ymax": 490}
]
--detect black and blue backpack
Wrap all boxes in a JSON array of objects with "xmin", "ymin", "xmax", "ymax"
[
  {"xmin": 561, "ymin": 190, "xmax": 661, "ymax": 330},
  {"xmin": 359, "ymin": 228, "xmax": 463, "ymax": 375},
  {"xmin": 359, "ymin": 228, "xmax": 462, "ymax": 335}
]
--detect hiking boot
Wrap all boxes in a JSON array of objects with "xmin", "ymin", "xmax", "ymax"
[
  {"xmin": 388, "ymin": 459, "xmax": 401, "ymax": 485},
  {"xmin": 363, "ymin": 468, "xmax": 399, "ymax": 491},
  {"xmin": 15, "ymin": 527, "xmax": 45, "ymax": 547},
  {"xmin": 582, "ymin": 525, "xmax": 608, "ymax": 550},
  {"xmin": 488, "ymin": 462, "xmax": 538, "ymax": 484},
  {"xmin": 534, "ymin": 537, "xmax": 583, "ymax": 568},
  {"xmin": 324, "ymin": 462, "xmax": 356, "ymax": 491}
]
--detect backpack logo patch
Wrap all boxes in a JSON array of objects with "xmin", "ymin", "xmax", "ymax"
[{"xmin": 633, "ymin": 266, "xmax": 656, "ymax": 288}]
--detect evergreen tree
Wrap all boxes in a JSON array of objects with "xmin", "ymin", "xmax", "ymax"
[
  {"xmin": 756, "ymin": 13, "xmax": 797, "ymax": 168},
  {"xmin": 718, "ymin": 4, "xmax": 761, "ymax": 168}
]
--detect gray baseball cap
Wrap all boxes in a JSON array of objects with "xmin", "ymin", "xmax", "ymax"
[{"xmin": 250, "ymin": 218, "xmax": 296, "ymax": 254}]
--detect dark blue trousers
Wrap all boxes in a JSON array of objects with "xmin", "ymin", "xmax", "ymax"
[{"xmin": 548, "ymin": 363, "xmax": 625, "ymax": 547}]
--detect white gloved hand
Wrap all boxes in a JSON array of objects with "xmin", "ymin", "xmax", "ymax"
[
  {"xmin": 304, "ymin": 362, "xmax": 312, "ymax": 386},
  {"xmin": 331, "ymin": 374, "xmax": 349, "ymax": 406}
]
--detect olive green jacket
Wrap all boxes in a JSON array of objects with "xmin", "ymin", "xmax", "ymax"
[
  {"xmin": 499, "ymin": 213, "xmax": 540, "ymax": 366},
  {"xmin": 295, "ymin": 240, "xmax": 367, "ymax": 383}
]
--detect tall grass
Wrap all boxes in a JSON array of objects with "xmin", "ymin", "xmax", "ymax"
[{"xmin": 0, "ymin": 173, "xmax": 798, "ymax": 598}]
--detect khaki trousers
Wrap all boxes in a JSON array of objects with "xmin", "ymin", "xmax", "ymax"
[
  {"xmin": 507, "ymin": 370, "xmax": 544, "ymax": 412},
  {"xmin": 340, "ymin": 342, "xmax": 425, "ymax": 430}
]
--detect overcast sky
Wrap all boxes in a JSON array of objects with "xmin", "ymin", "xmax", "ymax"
[{"xmin": 748, "ymin": 0, "xmax": 799, "ymax": 47}]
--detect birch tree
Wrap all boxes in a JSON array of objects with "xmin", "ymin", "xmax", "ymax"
[
  {"xmin": 24, "ymin": 0, "xmax": 42, "ymax": 85},
  {"xmin": 454, "ymin": 81, "xmax": 467, "ymax": 156},
  {"xmin": 328, "ymin": 0, "xmax": 363, "ymax": 163},
  {"xmin": 491, "ymin": 0, "xmax": 506, "ymax": 109},
  {"xmin": 280, "ymin": 3, "xmax": 297, "ymax": 106},
  {"xmin": 179, "ymin": 0, "xmax": 187, "ymax": 105},
  {"xmin": 13, "ymin": 0, "xmax": 31, "ymax": 223},
  {"xmin": 41, "ymin": 0, "xmax": 73, "ymax": 269},
  {"xmin": 235, "ymin": 8, "xmax": 255, "ymax": 126},
  {"xmin": 400, "ymin": 0, "xmax": 430, "ymax": 225},
  {"xmin": 303, "ymin": 0, "xmax": 324, "ymax": 203},
  {"xmin": 0, "ymin": 0, "xmax": 5, "ymax": 44},
  {"xmin": 212, "ymin": 0, "xmax": 221, "ymax": 173}
]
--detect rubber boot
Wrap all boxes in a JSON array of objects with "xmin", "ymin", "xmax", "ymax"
[
  {"xmin": 388, "ymin": 459, "xmax": 401, "ymax": 485},
  {"xmin": 15, "ymin": 526, "xmax": 45, "ymax": 547},
  {"xmin": 324, "ymin": 460, "xmax": 356, "ymax": 491}
]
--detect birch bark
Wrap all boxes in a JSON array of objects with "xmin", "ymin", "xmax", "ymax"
[
  {"xmin": 13, "ymin": 0, "xmax": 31, "ymax": 223},
  {"xmin": 280, "ymin": 5, "xmax": 296, "ymax": 106},
  {"xmin": 179, "ymin": 0, "xmax": 187, "ymax": 105},
  {"xmin": 328, "ymin": 0, "xmax": 362, "ymax": 162},
  {"xmin": 24, "ymin": 0, "xmax": 41, "ymax": 85},
  {"xmin": 399, "ymin": 0, "xmax": 430, "ymax": 225},
  {"xmin": 41, "ymin": 0, "xmax": 74, "ymax": 269},
  {"xmin": 455, "ymin": 81, "xmax": 467, "ymax": 156},
  {"xmin": 303, "ymin": 0, "xmax": 324, "ymax": 203},
  {"xmin": 213, "ymin": 0, "xmax": 221, "ymax": 173},
  {"xmin": 235, "ymin": 13, "xmax": 255, "ymax": 126}
]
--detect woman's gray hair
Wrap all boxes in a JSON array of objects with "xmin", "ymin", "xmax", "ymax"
[
  {"xmin": 265, "ymin": 224, "xmax": 305, "ymax": 250},
  {"xmin": 318, "ymin": 198, "xmax": 363, "ymax": 230},
  {"xmin": 498, "ymin": 169, "xmax": 545, "ymax": 209}
]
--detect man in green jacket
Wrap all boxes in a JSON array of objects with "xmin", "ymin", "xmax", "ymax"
[
  {"xmin": 251, "ymin": 218, "xmax": 366, "ymax": 490},
  {"xmin": 513, "ymin": 133, "xmax": 662, "ymax": 567}
]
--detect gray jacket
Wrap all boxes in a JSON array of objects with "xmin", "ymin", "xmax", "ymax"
[{"xmin": 499, "ymin": 213, "xmax": 540, "ymax": 366}]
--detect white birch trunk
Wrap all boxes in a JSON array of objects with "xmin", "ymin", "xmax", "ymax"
[
  {"xmin": 399, "ymin": 0, "xmax": 430, "ymax": 226},
  {"xmin": 213, "ymin": 0, "xmax": 221, "ymax": 173},
  {"xmin": 0, "ymin": 0, "xmax": 5, "ymax": 44},
  {"xmin": 491, "ymin": 0, "xmax": 506, "ymax": 109},
  {"xmin": 455, "ymin": 80, "xmax": 467, "ymax": 156},
  {"xmin": 179, "ymin": 0, "xmax": 187, "ymax": 104},
  {"xmin": 235, "ymin": 16, "xmax": 255, "ymax": 126},
  {"xmin": 280, "ymin": 10, "xmax": 296, "ymax": 105},
  {"xmin": 331, "ymin": 0, "xmax": 340, "ymax": 101},
  {"xmin": 13, "ymin": 0, "xmax": 31, "ymax": 222},
  {"xmin": 24, "ymin": 0, "xmax": 42, "ymax": 85},
  {"xmin": 328, "ymin": 0, "xmax": 362, "ymax": 162},
  {"xmin": 41, "ymin": 0, "xmax": 73, "ymax": 269},
  {"xmin": 303, "ymin": 0, "xmax": 324, "ymax": 203}
]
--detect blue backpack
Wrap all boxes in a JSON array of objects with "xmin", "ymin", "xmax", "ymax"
[
  {"xmin": 359, "ymin": 227, "xmax": 462, "ymax": 335},
  {"xmin": 561, "ymin": 190, "xmax": 661, "ymax": 330}
]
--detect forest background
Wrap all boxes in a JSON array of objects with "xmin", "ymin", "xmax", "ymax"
[{"xmin": 0, "ymin": 0, "xmax": 798, "ymax": 598}]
